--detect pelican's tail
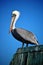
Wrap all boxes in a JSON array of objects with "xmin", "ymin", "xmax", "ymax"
[{"xmin": 36, "ymin": 40, "xmax": 39, "ymax": 45}]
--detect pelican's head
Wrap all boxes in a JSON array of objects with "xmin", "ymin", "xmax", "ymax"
[
  {"xmin": 12, "ymin": 10, "xmax": 20, "ymax": 17},
  {"xmin": 9, "ymin": 10, "xmax": 20, "ymax": 33}
]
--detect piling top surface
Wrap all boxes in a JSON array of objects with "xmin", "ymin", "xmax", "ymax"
[{"xmin": 16, "ymin": 45, "xmax": 43, "ymax": 54}]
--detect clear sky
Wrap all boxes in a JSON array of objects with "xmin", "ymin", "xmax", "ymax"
[{"xmin": 0, "ymin": 0, "xmax": 43, "ymax": 65}]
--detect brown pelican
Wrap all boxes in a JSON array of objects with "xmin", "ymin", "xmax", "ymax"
[{"xmin": 9, "ymin": 10, "xmax": 39, "ymax": 47}]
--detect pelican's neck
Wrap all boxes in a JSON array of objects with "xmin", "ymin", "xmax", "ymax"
[
  {"xmin": 12, "ymin": 13, "xmax": 20, "ymax": 29},
  {"xmin": 13, "ymin": 17, "xmax": 16, "ymax": 29}
]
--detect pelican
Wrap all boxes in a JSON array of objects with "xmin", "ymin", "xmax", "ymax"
[{"xmin": 9, "ymin": 10, "xmax": 39, "ymax": 47}]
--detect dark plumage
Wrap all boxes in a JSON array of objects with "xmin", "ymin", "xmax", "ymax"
[{"xmin": 11, "ymin": 28, "xmax": 38, "ymax": 47}]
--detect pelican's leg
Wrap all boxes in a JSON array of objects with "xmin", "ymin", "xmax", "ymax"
[
  {"xmin": 22, "ymin": 43, "xmax": 24, "ymax": 48},
  {"xmin": 26, "ymin": 44, "xmax": 28, "ymax": 47}
]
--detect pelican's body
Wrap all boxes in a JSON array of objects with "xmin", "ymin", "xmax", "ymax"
[{"xmin": 10, "ymin": 10, "xmax": 39, "ymax": 47}]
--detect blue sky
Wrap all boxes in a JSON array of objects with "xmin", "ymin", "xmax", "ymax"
[{"xmin": 0, "ymin": 0, "xmax": 43, "ymax": 65}]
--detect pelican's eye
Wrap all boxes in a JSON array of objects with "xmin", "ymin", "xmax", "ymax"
[{"xmin": 12, "ymin": 14, "xmax": 16, "ymax": 17}]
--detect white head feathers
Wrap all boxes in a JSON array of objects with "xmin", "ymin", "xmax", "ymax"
[{"xmin": 12, "ymin": 10, "xmax": 20, "ymax": 16}]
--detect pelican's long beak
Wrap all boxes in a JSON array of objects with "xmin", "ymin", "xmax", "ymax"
[{"xmin": 9, "ymin": 14, "xmax": 16, "ymax": 33}]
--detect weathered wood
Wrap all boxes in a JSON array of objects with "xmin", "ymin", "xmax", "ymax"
[{"xmin": 9, "ymin": 45, "xmax": 43, "ymax": 65}]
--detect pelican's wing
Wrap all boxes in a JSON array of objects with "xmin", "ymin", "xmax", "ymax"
[{"xmin": 16, "ymin": 28, "xmax": 37, "ymax": 43}]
